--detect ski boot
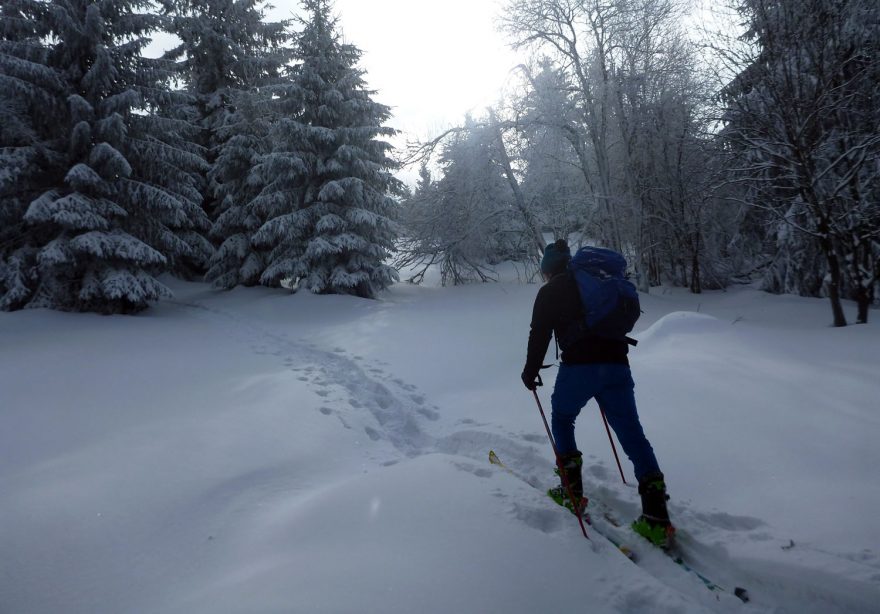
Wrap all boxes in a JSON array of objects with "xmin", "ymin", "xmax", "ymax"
[
  {"xmin": 632, "ymin": 471, "xmax": 676, "ymax": 549},
  {"xmin": 547, "ymin": 451, "xmax": 588, "ymax": 517}
]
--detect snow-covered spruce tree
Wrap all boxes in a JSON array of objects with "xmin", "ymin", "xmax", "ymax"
[
  {"xmin": 250, "ymin": 0, "xmax": 400, "ymax": 298},
  {"xmin": 0, "ymin": 0, "xmax": 210, "ymax": 313},
  {"xmin": 203, "ymin": 89, "xmax": 277, "ymax": 288},
  {"xmin": 0, "ymin": 0, "xmax": 56, "ymax": 309},
  {"xmin": 160, "ymin": 0, "xmax": 290, "ymax": 285}
]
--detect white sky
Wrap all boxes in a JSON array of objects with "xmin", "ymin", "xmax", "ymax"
[{"xmin": 273, "ymin": 0, "xmax": 524, "ymax": 141}]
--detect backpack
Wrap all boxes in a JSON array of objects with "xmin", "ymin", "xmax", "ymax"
[{"xmin": 564, "ymin": 246, "xmax": 641, "ymax": 347}]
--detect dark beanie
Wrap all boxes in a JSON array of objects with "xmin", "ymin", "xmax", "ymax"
[{"xmin": 540, "ymin": 240, "xmax": 571, "ymax": 276}]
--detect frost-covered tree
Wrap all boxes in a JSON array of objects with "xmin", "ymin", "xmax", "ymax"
[
  {"xmin": 0, "ymin": 0, "xmax": 56, "ymax": 308},
  {"xmin": 159, "ymin": 0, "xmax": 292, "ymax": 287},
  {"xmin": 762, "ymin": 202, "xmax": 826, "ymax": 297},
  {"xmin": 394, "ymin": 163, "xmax": 439, "ymax": 284},
  {"xmin": 161, "ymin": 2, "xmax": 288, "ymax": 217},
  {"xmin": 0, "ymin": 0, "xmax": 210, "ymax": 313},
  {"xmin": 161, "ymin": 0, "xmax": 289, "ymax": 117},
  {"xmin": 397, "ymin": 118, "xmax": 524, "ymax": 286},
  {"xmin": 502, "ymin": 0, "xmax": 629, "ymax": 252},
  {"xmin": 203, "ymin": 89, "xmax": 276, "ymax": 288},
  {"xmin": 502, "ymin": 0, "xmax": 730, "ymax": 292},
  {"xmin": 514, "ymin": 62, "xmax": 592, "ymax": 244},
  {"xmin": 720, "ymin": 0, "xmax": 880, "ymax": 324},
  {"xmin": 251, "ymin": 0, "xmax": 400, "ymax": 298}
]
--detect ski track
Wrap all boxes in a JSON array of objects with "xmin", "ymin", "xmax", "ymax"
[{"xmin": 171, "ymin": 299, "xmax": 880, "ymax": 614}]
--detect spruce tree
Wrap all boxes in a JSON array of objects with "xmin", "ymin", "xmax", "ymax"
[
  {"xmin": 0, "ymin": 0, "xmax": 56, "ymax": 309},
  {"xmin": 161, "ymin": 0, "xmax": 290, "ymax": 285},
  {"xmin": 251, "ymin": 0, "xmax": 400, "ymax": 298},
  {"xmin": 0, "ymin": 0, "xmax": 210, "ymax": 313},
  {"xmin": 204, "ymin": 89, "xmax": 277, "ymax": 288}
]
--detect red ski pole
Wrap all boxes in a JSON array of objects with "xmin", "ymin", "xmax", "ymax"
[
  {"xmin": 532, "ymin": 389, "xmax": 589, "ymax": 539},
  {"xmin": 598, "ymin": 404, "xmax": 627, "ymax": 485}
]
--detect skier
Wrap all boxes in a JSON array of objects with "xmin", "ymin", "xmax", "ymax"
[{"xmin": 521, "ymin": 239, "xmax": 675, "ymax": 547}]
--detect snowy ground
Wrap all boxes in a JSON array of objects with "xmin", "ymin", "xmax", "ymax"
[{"xmin": 2, "ymin": 270, "xmax": 879, "ymax": 613}]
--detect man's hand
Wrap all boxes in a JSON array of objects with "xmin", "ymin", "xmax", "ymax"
[{"xmin": 521, "ymin": 371, "xmax": 542, "ymax": 391}]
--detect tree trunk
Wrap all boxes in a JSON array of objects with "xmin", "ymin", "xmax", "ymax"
[
  {"xmin": 490, "ymin": 119, "xmax": 546, "ymax": 258},
  {"xmin": 856, "ymin": 287, "xmax": 870, "ymax": 324},
  {"xmin": 690, "ymin": 250, "xmax": 702, "ymax": 294},
  {"xmin": 821, "ymin": 238, "xmax": 848, "ymax": 327}
]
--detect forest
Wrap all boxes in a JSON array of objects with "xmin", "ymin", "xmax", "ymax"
[{"xmin": 1, "ymin": 0, "xmax": 878, "ymax": 325}]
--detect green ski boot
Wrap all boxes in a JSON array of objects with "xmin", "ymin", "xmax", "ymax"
[
  {"xmin": 632, "ymin": 472, "xmax": 675, "ymax": 548},
  {"xmin": 547, "ymin": 451, "xmax": 588, "ymax": 517}
]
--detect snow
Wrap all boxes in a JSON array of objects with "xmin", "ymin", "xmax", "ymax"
[{"xmin": 1, "ymin": 272, "xmax": 879, "ymax": 613}]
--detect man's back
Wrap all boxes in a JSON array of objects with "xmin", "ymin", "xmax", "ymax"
[{"xmin": 525, "ymin": 272, "xmax": 630, "ymax": 373}]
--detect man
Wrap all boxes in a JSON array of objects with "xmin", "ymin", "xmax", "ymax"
[{"xmin": 521, "ymin": 239, "xmax": 674, "ymax": 547}]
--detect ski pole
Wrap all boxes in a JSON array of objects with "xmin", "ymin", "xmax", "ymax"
[
  {"xmin": 598, "ymin": 404, "xmax": 627, "ymax": 485},
  {"xmin": 531, "ymin": 388, "xmax": 589, "ymax": 539}
]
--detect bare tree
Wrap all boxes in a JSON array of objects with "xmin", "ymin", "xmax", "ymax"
[
  {"xmin": 502, "ymin": 0, "xmax": 727, "ymax": 292},
  {"xmin": 502, "ymin": 0, "xmax": 627, "ymax": 251}
]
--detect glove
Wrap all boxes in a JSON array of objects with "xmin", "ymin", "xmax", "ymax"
[{"xmin": 521, "ymin": 370, "xmax": 542, "ymax": 391}]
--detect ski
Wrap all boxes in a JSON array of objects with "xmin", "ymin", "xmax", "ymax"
[
  {"xmin": 584, "ymin": 487, "xmax": 753, "ymax": 603},
  {"xmin": 587, "ymin": 490, "xmax": 751, "ymax": 602},
  {"xmin": 488, "ymin": 450, "xmax": 749, "ymax": 603}
]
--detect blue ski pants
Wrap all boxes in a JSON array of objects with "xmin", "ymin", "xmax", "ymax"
[{"xmin": 550, "ymin": 363, "xmax": 660, "ymax": 481}]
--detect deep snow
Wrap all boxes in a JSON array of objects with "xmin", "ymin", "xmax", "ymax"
[{"xmin": 1, "ymin": 273, "xmax": 879, "ymax": 613}]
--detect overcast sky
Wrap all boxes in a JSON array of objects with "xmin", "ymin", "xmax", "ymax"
[{"xmin": 274, "ymin": 0, "xmax": 523, "ymax": 141}]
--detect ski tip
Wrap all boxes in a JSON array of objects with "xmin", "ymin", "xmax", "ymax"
[{"xmin": 619, "ymin": 545, "xmax": 636, "ymax": 561}]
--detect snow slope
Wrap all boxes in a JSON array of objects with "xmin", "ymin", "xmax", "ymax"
[{"xmin": 1, "ymin": 275, "xmax": 879, "ymax": 613}]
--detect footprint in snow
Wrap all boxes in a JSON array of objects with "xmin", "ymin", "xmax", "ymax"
[
  {"xmin": 587, "ymin": 464, "xmax": 611, "ymax": 480},
  {"xmin": 453, "ymin": 461, "xmax": 492, "ymax": 479},
  {"xmin": 513, "ymin": 502, "xmax": 565, "ymax": 534},
  {"xmin": 417, "ymin": 407, "xmax": 440, "ymax": 421}
]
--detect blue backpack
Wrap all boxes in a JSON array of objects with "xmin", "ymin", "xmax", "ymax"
[{"xmin": 566, "ymin": 246, "xmax": 640, "ymax": 346}]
